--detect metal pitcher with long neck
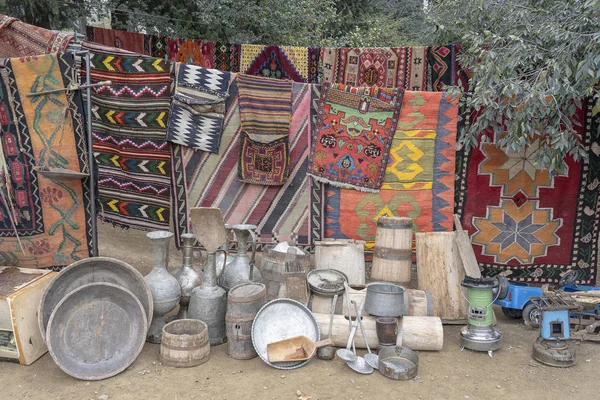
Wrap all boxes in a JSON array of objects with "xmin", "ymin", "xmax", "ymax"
[
  {"xmin": 187, "ymin": 207, "xmax": 229, "ymax": 346},
  {"xmin": 220, "ymin": 224, "xmax": 262, "ymax": 291},
  {"xmin": 172, "ymin": 233, "xmax": 202, "ymax": 319}
]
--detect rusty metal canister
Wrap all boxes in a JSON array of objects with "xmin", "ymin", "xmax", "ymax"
[{"xmin": 225, "ymin": 282, "xmax": 267, "ymax": 359}]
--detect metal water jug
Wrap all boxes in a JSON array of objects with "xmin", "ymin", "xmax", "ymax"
[
  {"xmin": 188, "ymin": 250, "xmax": 228, "ymax": 345},
  {"xmin": 215, "ymin": 224, "xmax": 233, "ymax": 278},
  {"xmin": 220, "ymin": 224, "xmax": 262, "ymax": 291},
  {"xmin": 144, "ymin": 231, "xmax": 181, "ymax": 343},
  {"xmin": 172, "ymin": 233, "xmax": 202, "ymax": 319}
]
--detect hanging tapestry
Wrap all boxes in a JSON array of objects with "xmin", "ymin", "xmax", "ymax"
[
  {"xmin": 308, "ymin": 84, "xmax": 402, "ymax": 192},
  {"xmin": 0, "ymin": 72, "xmax": 43, "ymax": 236},
  {"xmin": 166, "ymin": 64, "xmax": 230, "ymax": 153},
  {"xmin": 309, "ymin": 84, "xmax": 325, "ymax": 245},
  {"xmin": 0, "ymin": 53, "xmax": 92, "ymax": 268},
  {"xmin": 454, "ymin": 100, "xmax": 600, "ymax": 284},
  {"xmin": 319, "ymin": 48, "xmax": 338, "ymax": 85},
  {"xmin": 238, "ymin": 74, "xmax": 294, "ymax": 137},
  {"xmin": 86, "ymin": 26, "xmax": 147, "ymax": 55},
  {"xmin": 0, "ymin": 15, "xmax": 73, "ymax": 57},
  {"xmin": 204, "ymin": 42, "xmax": 241, "ymax": 72},
  {"xmin": 325, "ymin": 47, "xmax": 428, "ymax": 90},
  {"xmin": 174, "ymin": 38, "xmax": 205, "ymax": 66},
  {"xmin": 146, "ymin": 35, "xmax": 169, "ymax": 60},
  {"xmin": 308, "ymin": 48, "xmax": 320, "ymax": 84},
  {"xmin": 238, "ymin": 132, "xmax": 290, "ymax": 185},
  {"xmin": 171, "ymin": 78, "xmax": 312, "ymax": 249},
  {"xmin": 427, "ymin": 44, "xmax": 470, "ymax": 92},
  {"xmin": 323, "ymin": 91, "xmax": 459, "ymax": 250},
  {"xmin": 240, "ymin": 44, "xmax": 309, "ymax": 82},
  {"xmin": 84, "ymin": 44, "xmax": 172, "ymax": 231}
]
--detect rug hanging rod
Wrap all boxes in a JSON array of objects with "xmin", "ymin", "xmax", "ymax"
[{"xmin": 26, "ymin": 81, "xmax": 111, "ymax": 97}]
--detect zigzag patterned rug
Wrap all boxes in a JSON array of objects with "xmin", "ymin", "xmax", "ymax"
[
  {"xmin": 83, "ymin": 43, "xmax": 172, "ymax": 231},
  {"xmin": 171, "ymin": 76, "xmax": 313, "ymax": 249}
]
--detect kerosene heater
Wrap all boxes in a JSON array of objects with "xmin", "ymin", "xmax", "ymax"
[
  {"xmin": 530, "ymin": 294, "xmax": 580, "ymax": 368},
  {"xmin": 460, "ymin": 276, "xmax": 503, "ymax": 357}
]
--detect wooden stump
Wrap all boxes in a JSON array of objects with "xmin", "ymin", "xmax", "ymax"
[{"xmin": 415, "ymin": 232, "xmax": 467, "ymax": 322}]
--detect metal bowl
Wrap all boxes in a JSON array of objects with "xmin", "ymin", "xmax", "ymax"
[
  {"xmin": 38, "ymin": 257, "xmax": 153, "ymax": 340},
  {"xmin": 377, "ymin": 346, "xmax": 419, "ymax": 380},
  {"xmin": 46, "ymin": 282, "xmax": 147, "ymax": 380},
  {"xmin": 252, "ymin": 298, "xmax": 320, "ymax": 370}
]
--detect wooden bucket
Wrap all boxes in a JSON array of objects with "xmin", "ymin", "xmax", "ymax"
[
  {"xmin": 226, "ymin": 282, "xmax": 267, "ymax": 359},
  {"xmin": 314, "ymin": 239, "xmax": 366, "ymax": 287},
  {"xmin": 371, "ymin": 217, "xmax": 413, "ymax": 284},
  {"xmin": 159, "ymin": 319, "xmax": 210, "ymax": 368}
]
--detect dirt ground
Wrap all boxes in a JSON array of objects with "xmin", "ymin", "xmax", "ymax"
[{"xmin": 1, "ymin": 222, "xmax": 599, "ymax": 400}]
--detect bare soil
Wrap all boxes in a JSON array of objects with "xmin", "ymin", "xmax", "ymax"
[{"xmin": 1, "ymin": 222, "xmax": 598, "ymax": 400}]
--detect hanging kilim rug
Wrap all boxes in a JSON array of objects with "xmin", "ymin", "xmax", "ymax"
[
  {"xmin": 171, "ymin": 77, "xmax": 313, "ymax": 250},
  {"xmin": 238, "ymin": 74, "xmax": 294, "ymax": 137},
  {"xmin": 86, "ymin": 26, "xmax": 147, "ymax": 55},
  {"xmin": 0, "ymin": 53, "xmax": 93, "ymax": 268},
  {"xmin": 308, "ymin": 84, "xmax": 402, "ymax": 193},
  {"xmin": 166, "ymin": 63, "xmax": 230, "ymax": 153},
  {"xmin": 240, "ymin": 44, "xmax": 309, "ymax": 82},
  {"xmin": 323, "ymin": 91, "xmax": 459, "ymax": 251},
  {"xmin": 84, "ymin": 44, "xmax": 172, "ymax": 231},
  {"xmin": 455, "ymin": 99, "xmax": 600, "ymax": 284},
  {"xmin": 238, "ymin": 132, "xmax": 290, "ymax": 186},
  {"xmin": 1, "ymin": 15, "xmax": 73, "ymax": 57}
]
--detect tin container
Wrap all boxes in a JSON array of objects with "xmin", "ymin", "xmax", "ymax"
[{"xmin": 364, "ymin": 282, "xmax": 406, "ymax": 317}]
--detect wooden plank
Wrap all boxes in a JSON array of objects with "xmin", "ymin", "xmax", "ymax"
[
  {"xmin": 416, "ymin": 232, "xmax": 467, "ymax": 321},
  {"xmin": 453, "ymin": 214, "xmax": 482, "ymax": 279}
]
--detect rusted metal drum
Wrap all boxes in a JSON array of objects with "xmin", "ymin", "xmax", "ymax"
[
  {"xmin": 371, "ymin": 217, "xmax": 413, "ymax": 285},
  {"xmin": 159, "ymin": 319, "xmax": 210, "ymax": 368},
  {"xmin": 226, "ymin": 282, "xmax": 267, "ymax": 359}
]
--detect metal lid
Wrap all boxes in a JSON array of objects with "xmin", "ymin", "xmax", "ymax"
[
  {"xmin": 307, "ymin": 269, "xmax": 348, "ymax": 296},
  {"xmin": 461, "ymin": 276, "xmax": 498, "ymax": 289}
]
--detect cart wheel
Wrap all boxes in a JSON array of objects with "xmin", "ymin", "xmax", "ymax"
[
  {"xmin": 523, "ymin": 303, "xmax": 540, "ymax": 328},
  {"xmin": 502, "ymin": 307, "xmax": 523, "ymax": 319}
]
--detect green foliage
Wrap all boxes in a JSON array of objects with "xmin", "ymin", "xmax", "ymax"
[
  {"xmin": 429, "ymin": 0, "xmax": 600, "ymax": 172},
  {"xmin": 0, "ymin": 0, "xmax": 433, "ymax": 47}
]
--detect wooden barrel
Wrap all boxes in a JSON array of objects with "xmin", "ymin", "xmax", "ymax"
[
  {"xmin": 314, "ymin": 239, "xmax": 366, "ymax": 287},
  {"xmin": 159, "ymin": 319, "xmax": 210, "ymax": 368},
  {"xmin": 226, "ymin": 282, "xmax": 267, "ymax": 359},
  {"xmin": 371, "ymin": 217, "xmax": 413, "ymax": 284}
]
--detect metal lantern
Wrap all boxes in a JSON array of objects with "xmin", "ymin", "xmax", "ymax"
[{"xmin": 460, "ymin": 276, "xmax": 503, "ymax": 357}]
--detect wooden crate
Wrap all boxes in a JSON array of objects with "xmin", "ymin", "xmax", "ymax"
[{"xmin": 0, "ymin": 267, "xmax": 56, "ymax": 365}]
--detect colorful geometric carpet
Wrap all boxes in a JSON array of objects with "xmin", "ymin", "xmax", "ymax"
[
  {"xmin": 308, "ymin": 84, "xmax": 402, "ymax": 192},
  {"xmin": 320, "ymin": 47, "xmax": 428, "ymax": 90},
  {"xmin": 171, "ymin": 77, "xmax": 313, "ymax": 249},
  {"xmin": 240, "ymin": 44, "xmax": 310, "ymax": 83},
  {"xmin": 238, "ymin": 132, "xmax": 290, "ymax": 185},
  {"xmin": 0, "ymin": 53, "xmax": 92, "ymax": 268},
  {"xmin": 455, "ymin": 100, "xmax": 600, "ymax": 284},
  {"xmin": 83, "ymin": 44, "xmax": 172, "ymax": 231},
  {"xmin": 323, "ymin": 91, "xmax": 459, "ymax": 251},
  {"xmin": 166, "ymin": 64, "xmax": 230, "ymax": 153},
  {"xmin": 86, "ymin": 26, "xmax": 146, "ymax": 55},
  {"xmin": 0, "ymin": 15, "xmax": 73, "ymax": 57},
  {"xmin": 427, "ymin": 44, "xmax": 470, "ymax": 92}
]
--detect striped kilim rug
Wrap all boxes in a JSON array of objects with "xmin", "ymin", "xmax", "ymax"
[
  {"xmin": 171, "ymin": 77, "xmax": 313, "ymax": 249},
  {"xmin": 83, "ymin": 43, "xmax": 172, "ymax": 231}
]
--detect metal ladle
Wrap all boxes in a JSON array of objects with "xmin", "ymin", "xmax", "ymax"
[
  {"xmin": 336, "ymin": 300, "xmax": 360, "ymax": 362},
  {"xmin": 346, "ymin": 300, "xmax": 374, "ymax": 374},
  {"xmin": 353, "ymin": 301, "xmax": 379, "ymax": 369}
]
